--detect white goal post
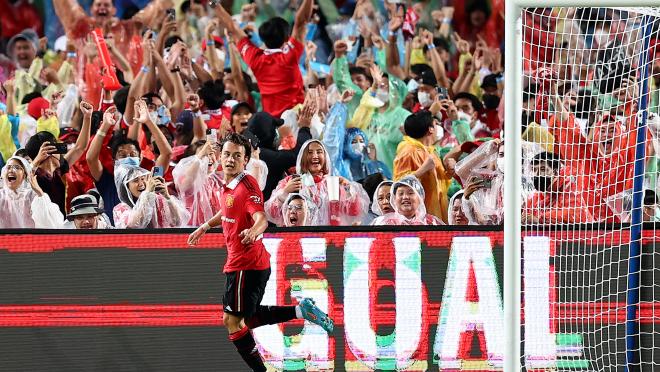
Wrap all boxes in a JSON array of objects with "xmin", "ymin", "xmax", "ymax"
[{"xmin": 504, "ymin": 2, "xmax": 660, "ymax": 372}]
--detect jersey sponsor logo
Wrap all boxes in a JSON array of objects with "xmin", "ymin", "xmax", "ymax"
[
  {"xmin": 221, "ymin": 216, "xmax": 236, "ymax": 224},
  {"xmin": 249, "ymin": 195, "xmax": 262, "ymax": 204},
  {"xmin": 226, "ymin": 194, "xmax": 234, "ymax": 208}
]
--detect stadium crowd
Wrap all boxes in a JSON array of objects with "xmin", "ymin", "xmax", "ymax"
[{"xmin": 0, "ymin": 1, "xmax": 658, "ymax": 229}]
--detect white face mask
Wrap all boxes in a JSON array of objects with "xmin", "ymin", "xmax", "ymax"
[
  {"xmin": 351, "ymin": 142, "xmax": 366, "ymax": 154},
  {"xmin": 434, "ymin": 125, "xmax": 444, "ymax": 142},
  {"xmin": 497, "ymin": 157, "xmax": 505, "ymax": 173},
  {"xmin": 149, "ymin": 111, "xmax": 159, "ymax": 124},
  {"xmin": 418, "ymin": 91, "xmax": 432, "ymax": 108},
  {"xmin": 574, "ymin": 117, "xmax": 589, "ymax": 135},
  {"xmin": 375, "ymin": 88, "xmax": 389, "ymax": 104},
  {"xmin": 457, "ymin": 110, "xmax": 472, "ymax": 122},
  {"xmin": 615, "ymin": 115, "xmax": 628, "ymax": 128},
  {"xmin": 407, "ymin": 79, "xmax": 419, "ymax": 92},
  {"xmin": 216, "ymin": 48, "xmax": 226, "ymax": 62}
]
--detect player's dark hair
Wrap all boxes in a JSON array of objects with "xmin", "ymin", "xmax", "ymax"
[
  {"xmin": 220, "ymin": 132, "xmax": 252, "ymax": 160},
  {"xmin": 258, "ymin": 17, "xmax": 290, "ymax": 49}
]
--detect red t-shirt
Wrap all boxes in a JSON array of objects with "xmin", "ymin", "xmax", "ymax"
[
  {"xmin": 237, "ymin": 36, "xmax": 305, "ymax": 117},
  {"xmin": 220, "ymin": 172, "xmax": 271, "ymax": 273}
]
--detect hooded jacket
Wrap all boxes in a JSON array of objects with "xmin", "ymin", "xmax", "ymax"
[{"xmin": 341, "ymin": 127, "xmax": 392, "ymax": 182}]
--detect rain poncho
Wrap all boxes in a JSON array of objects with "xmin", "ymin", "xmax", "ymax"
[
  {"xmin": 265, "ymin": 139, "xmax": 370, "ymax": 226},
  {"xmin": 454, "ymin": 140, "xmax": 504, "ymax": 225},
  {"xmin": 371, "ymin": 175, "xmax": 444, "ymax": 226},
  {"xmin": 448, "ymin": 191, "xmax": 468, "ymax": 225},
  {"xmin": 331, "ymin": 56, "xmax": 364, "ymax": 115},
  {"xmin": 62, "ymin": 214, "xmax": 114, "ymax": 229},
  {"xmin": 549, "ymin": 112, "xmax": 636, "ymax": 221},
  {"xmin": 341, "ymin": 127, "xmax": 392, "ymax": 182},
  {"xmin": 350, "ymin": 75, "xmax": 411, "ymax": 171},
  {"xmin": 281, "ymin": 193, "xmax": 319, "ymax": 227},
  {"xmin": 0, "ymin": 156, "xmax": 64, "ymax": 228},
  {"xmin": 393, "ymin": 136, "xmax": 452, "ymax": 222},
  {"xmin": 172, "ymin": 154, "xmax": 224, "ymax": 227},
  {"xmin": 370, "ymin": 180, "xmax": 394, "ymax": 216},
  {"xmin": 113, "ymin": 165, "xmax": 191, "ymax": 229},
  {"xmin": 246, "ymin": 157, "xmax": 268, "ymax": 191},
  {"xmin": 524, "ymin": 171, "xmax": 595, "ymax": 224}
]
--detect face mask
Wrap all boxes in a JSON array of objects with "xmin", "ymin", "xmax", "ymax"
[
  {"xmin": 116, "ymin": 156, "xmax": 140, "ymax": 168},
  {"xmin": 434, "ymin": 125, "xmax": 444, "ymax": 141},
  {"xmin": 533, "ymin": 175, "xmax": 553, "ymax": 193},
  {"xmin": 457, "ymin": 110, "xmax": 472, "ymax": 122},
  {"xmin": 483, "ymin": 94, "xmax": 501, "ymax": 110},
  {"xmin": 497, "ymin": 157, "xmax": 505, "ymax": 173},
  {"xmin": 615, "ymin": 115, "xmax": 628, "ymax": 127},
  {"xmin": 149, "ymin": 111, "xmax": 159, "ymax": 124},
  {"xmin": 375, "ymin": 88, "xmax": 389, "ymax": 104},
  {"xmin": 157, "ymin": 105, "xmax": 171, "ymax": 125},
  {"xmin": 418, "ymin": 91, "xmax": 432, "ymax": 108},
  {"xmin": 351, "ymin": 142, "xmax": 366, "ymax": 154},
  {"xmin": 407, "ymin": 79, "xmax": 420, "ymax": 92}
]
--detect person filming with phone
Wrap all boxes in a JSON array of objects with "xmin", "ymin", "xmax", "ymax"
[{"xmin": 113, "ymin": 163, "xmax": 190, "ymax": 229}]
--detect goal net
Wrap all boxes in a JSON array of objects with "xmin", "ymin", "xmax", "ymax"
[{"xmin": 518, "ymin": 6, "xmax": 660, "ymax": 371}]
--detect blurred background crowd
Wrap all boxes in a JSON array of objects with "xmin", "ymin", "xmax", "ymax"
[{"xmin": 0, "ymin": 0, "xmax": 659, "ymax": 229}]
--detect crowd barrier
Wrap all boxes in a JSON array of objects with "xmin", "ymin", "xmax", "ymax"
[{"xmin": 0, "ymin": 227, "xmax": 657, "ymax": 371}]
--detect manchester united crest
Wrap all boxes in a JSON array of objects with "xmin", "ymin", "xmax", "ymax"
[{"xmin": 226, "ymin": 194, "xmax": 234, "ymax": 208}]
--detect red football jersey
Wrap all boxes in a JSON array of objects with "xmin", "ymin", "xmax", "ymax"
[{"xmin": 220, "ymin": 172, "xmax": 271, "ymax": 273}]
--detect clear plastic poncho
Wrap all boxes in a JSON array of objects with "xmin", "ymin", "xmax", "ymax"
[
  {"xmin": 0, "ymin": 156, "xmax": 64, "ymax": 228},
  {"xmin": 370, "ymin": 180, "xmax": 394, "ymax": 216},
  {"xmin": 172, "ymin": 154, "xmax": 224, "ymax": 227},
  {"xmin": 113, "ymin": 164, "xmax": 191, "ymax": 229},
  {"xmin": 246, "ymin": 157, "xmax": 268, "ymax": 191},
  {"xmin": 265, "ymin": 139, "xmax": 370, "ymax": 226},
  {"xmin": 371, "ymin": 175, "xmax": 444, "ymax": 226},
  {"xmin": 455, "ymin": 140, "xmax": 504, "ymax": 225},
  {"xmin": 281, "ymin": 193, "xmax": 319, "ymax": 227}
]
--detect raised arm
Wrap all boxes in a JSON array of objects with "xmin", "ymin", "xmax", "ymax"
[
  {"xmin": 53, "ymin": 0, "xmax": 89, "ymax": 37},
  {"xmin": 132, "ymin": 0, "xmax": 175, "ymax": 28},
  {"xmin": 292, "ymin": 0, "xmax": 314, "ymax": 43},
  {"xmin": 134, "ymin": 100, "xmax": 173, "ymax": 169},
  {"xmin": 64, "ymin": 101, "xmax": 93, "ymax": 165},
  {"xmin": 211, "ymin": 1, "xmax": 247, "ymax": 43},
  {"xmin": 86, "ymin": 107, "xmax": 117, "ymax": 181}
]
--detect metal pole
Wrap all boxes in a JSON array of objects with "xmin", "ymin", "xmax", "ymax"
[
  {"xmin": 625, "ymin": 14, "xmax": 654, "ymax": 372},
  {"xmin": 504, "ymin": 2, "xmax": 523, "ymax": 371}
]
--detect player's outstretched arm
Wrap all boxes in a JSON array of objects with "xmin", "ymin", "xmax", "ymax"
[
  {"xmin": 188, "ymin": 211, "xmax": 224, "ymax": 246},
  {"xmin": 239, "ymin": 212, "xmax": 268, "ymax": 245}
]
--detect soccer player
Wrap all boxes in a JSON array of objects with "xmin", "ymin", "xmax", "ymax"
[{"xmin": 187, "ymin": 133, "xmax": 333, "ymax": 371}]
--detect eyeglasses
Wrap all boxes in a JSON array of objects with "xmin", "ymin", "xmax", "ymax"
[
  {"xmin": 5, "ymin": 165, "xmax": 24, "ymax": 172},
  {"xmin": 287, "ymin": 204, "xmax": 303, "ymax": 211}
]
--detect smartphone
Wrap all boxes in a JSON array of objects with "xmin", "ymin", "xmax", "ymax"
[
  {"xmin": 206, "ymin": 128, "xmax": 217, "ymax": 144},
  {"xmin": 437, "ymin": 87, "xmax": 449, "ymax": 100},
  {"xmin": 152, "ymin": 166, "xmax": 164, "ymax": 178},
  {"xmin": 166, "ymin": 8, "xmax": 176, "ymax": 21},
  {"xmin": 53, "ymin": 142, "xmax": 68, "ymax": 154}
]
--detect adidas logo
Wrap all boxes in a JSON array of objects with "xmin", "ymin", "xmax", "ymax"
[{"xmin": 225, "ymin": 305, "xmax": 232, "ymax": 311}]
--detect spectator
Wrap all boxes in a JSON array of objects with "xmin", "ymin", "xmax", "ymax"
[
  {"xmin": 372, "ymin": 175, "xmax": 444, "ymax": 226},
  {"xmin": 524, "ymin": 151, "xmax": 594, "ymax": 224},
  {"xmin": 247, "ymin": 111, "xmax": 312, "ymax": 200},
  {"xmin": 448, "ymin": 191, "xmax": 469, "ymax": 225},
  {"xmin": 265, "ymin": 139, "xmax": 369, "ymax": 226},
  {"xmin": 393, "ymin": 110, "xmax": 453, "ymax": 222},
  {"xmin": 281, "ymin": 193, "xmax": 318, "ymax": 227},
  {"xmin": 0, "ymin": 156, "xmax": 64, "ymax": 228},
  {"xmin": 342, "ymin": 127, "xmax": 392, "ymax": 181},
  {"xmin": 64, "ymin": 193, "xmax": 113, "ymax": 229},
  {"xmin": 113, "ymin": 164, "xmax": 190, "ymax": 228},
  {"xmin": 370, "ymin": 180, "xmax": 394, "ymax": 217},
  {"xmin": 172, "ymin": 140, "xmax": 223, "ymax": 226},
  {"xmin": 212, "ymin": 0, "xmax": 313, "ymax": 117}
]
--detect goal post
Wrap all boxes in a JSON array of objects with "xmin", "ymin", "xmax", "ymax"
[{"xmin": 504, "ymin": 3, "xmax": 660, "ymax": 372}]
